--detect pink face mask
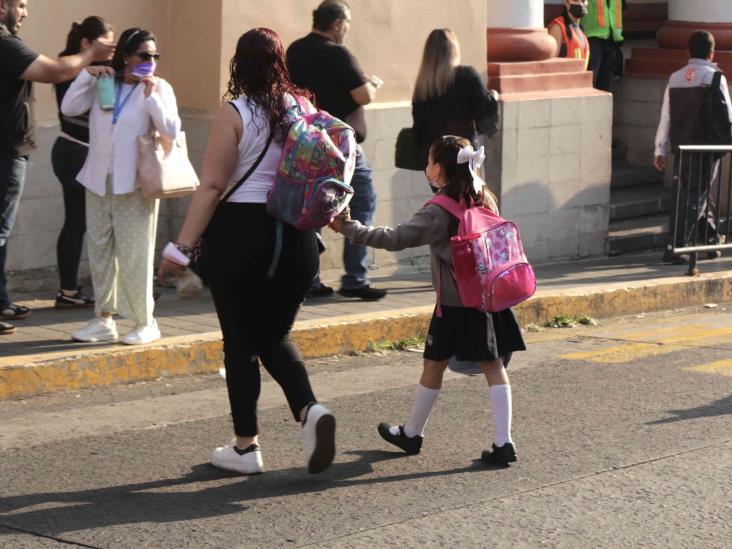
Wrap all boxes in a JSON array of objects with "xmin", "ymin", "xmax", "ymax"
[{"xmin": 132, "ymin": 61, "xmax": 157, "ymax": 78}]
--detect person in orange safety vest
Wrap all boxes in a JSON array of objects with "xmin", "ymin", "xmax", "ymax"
[{"xmin": 548, "ymin": 0, "xmax": 590, "ymax": 70}]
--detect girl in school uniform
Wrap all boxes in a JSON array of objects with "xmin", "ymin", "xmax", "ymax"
[{"xmin": 330, "ymin": 135, "xmax": 525, "ymax": 466}]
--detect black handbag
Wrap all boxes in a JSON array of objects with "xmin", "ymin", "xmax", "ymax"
[{"xmin": 395, "ymin": 127, "xmax": 425, "ymax": 171}]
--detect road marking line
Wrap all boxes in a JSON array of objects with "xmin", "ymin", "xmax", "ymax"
[
  {"xmin": 560, "ymin": 326, "xmax": 732, "ymax": 364},
  {"xmin": 687, "ymin": 359, "xmax": 732, "ymax": 377}
]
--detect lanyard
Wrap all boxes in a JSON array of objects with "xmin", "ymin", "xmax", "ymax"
[{"xmin": 112, "ymin": 82, "xmax": 139, "ymax": 125}]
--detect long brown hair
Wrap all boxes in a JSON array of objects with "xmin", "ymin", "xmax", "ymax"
[
  {"xmin": 413, "ymin": 29, "xmax": 460, "ymax": 102},
  {"xmin": 224, "ymin": 28, "xmax": 313, "ymax": 143},
  {"xmin": 59, "ymin": 16, "xmax": 113, "ymax": 57},
  {"xmin": 430, "ymin": 135, "xmax": 497, "ymax": 210}
]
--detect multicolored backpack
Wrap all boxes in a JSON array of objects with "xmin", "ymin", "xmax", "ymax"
[
  {"xmin": 428, "ymin": 195, "xmax": 536, "ymax": 313},
  {"xmin": 266, "ymin": 97, "xmax": 356, "ymax": 230}
]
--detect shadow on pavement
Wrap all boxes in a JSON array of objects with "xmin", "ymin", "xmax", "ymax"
[
  {"xmin": 0, "ymin": 450, "xmax": 495, "ymax": 538},
  {"xmin": 646, "ymin": 394, "xmax": 732, "ymax": 425}
]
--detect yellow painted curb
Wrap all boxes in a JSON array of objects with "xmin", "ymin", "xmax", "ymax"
[{"xmin": 1, "ymin": 272, "xmax": 731, "ymax": 400}]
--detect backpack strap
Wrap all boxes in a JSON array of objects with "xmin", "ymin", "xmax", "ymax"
[
  {"xmin": 426, "ymin": 195, "xmax": 465, "ymax": 318},
  {"xmin": 220, "ymin": 101, "xmax": 274, "ymax": 203},
  {"xmin": 427, "ymin": 194, "xmax": 466, "ymax": 219},
  {"xmin": 712, "ymin": 71, "xmax": 723, "ymax": 91},
  {"xmin": 294, "ymin": 95, "xmax": 316, "ymax": 115}
]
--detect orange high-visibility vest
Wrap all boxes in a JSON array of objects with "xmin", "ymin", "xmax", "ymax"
[{"xmin": 550, "ymin": 16, "xmax": 590, "ymax": 69}]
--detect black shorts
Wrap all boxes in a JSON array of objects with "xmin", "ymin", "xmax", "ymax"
[{"xmin": 423, "ymin": 305, "xmax": 526, "ymax": 363}]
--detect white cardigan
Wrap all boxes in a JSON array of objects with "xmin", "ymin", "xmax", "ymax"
[{"xmin": 61, "ymin": 69, "xmax": 181, "ymax": 196}]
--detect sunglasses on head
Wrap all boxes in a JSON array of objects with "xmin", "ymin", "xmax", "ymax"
[{"xmin": 135, "ymin": 52, "xmax": 160, "ymax": 62}]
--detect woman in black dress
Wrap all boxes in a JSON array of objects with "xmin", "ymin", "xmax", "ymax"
[{"xmin": 412, "ymin": 29, "xmax": 499, "ymax": 180}]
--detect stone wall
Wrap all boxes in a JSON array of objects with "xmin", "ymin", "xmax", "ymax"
[
  {"xmin": 613, "ymin": 76, "xmax": 667, "ymax": 167},
  {"xmin": 486, "ymin": 93, "xmax": 613, "ymax": 263}
]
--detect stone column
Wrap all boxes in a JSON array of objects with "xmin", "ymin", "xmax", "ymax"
[
  {"xmin": 484, "ymin": 1, "xmax": 612, "ymax": 262},
  {"xmin": 657, "ymin": 0, "xmax": 732, "ymax": 51},
  {"xmin": 626, "ymin": 0, "xmax": 732, "ymax": 78},
  {"xmin": 486, "ymin": 0, "xmax": 555, "ymax": 62},
  {"xmin": 486, "ymin": 0, "xmax": 594, "ymax": 95}
]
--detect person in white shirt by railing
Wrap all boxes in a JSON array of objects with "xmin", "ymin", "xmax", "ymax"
[
  {"xmin": 61, "ymin": 27, "xmax": 181, "ymax": 345},
  {"xmin": 654, "ymin": 30, "xmax": 732, "ymax": 264}
]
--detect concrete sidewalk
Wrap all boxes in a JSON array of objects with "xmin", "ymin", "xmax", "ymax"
[{"xmin": 2, "ymin": 252, "xmax": 732, "ymax": 399}]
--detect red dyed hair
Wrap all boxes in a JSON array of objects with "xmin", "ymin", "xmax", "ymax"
[{"xmin": 224, "ymin": 28, "xmax": 313, "ymax": 142}]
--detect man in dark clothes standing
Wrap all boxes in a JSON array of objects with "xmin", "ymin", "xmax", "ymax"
[
  {"xmin": 287, "ymin": 0, "xmax": 387, "ymax": 301},
  {"xmin": 0, "ymin": 0, "xmax": 114, "ymax": 334}
]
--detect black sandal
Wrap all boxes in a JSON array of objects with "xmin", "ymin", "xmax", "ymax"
[
  {"xmin": 0, "ymin": 303, "xmax": 31, "ymax": 320},
  {"xmin": 0, "ymin": 321, "xmax": 16, "ymax": 335}
]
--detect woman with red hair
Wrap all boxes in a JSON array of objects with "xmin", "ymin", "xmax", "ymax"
[{"xmin": 159, "ymin": 28, "xmax": 335, "ymax": 476}]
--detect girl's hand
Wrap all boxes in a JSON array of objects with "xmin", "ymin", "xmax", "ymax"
[
  {"xmin": 86, "ymin": 66, "xmax": 115, "ymax": 78},
  {"xmin": 329, "ymin": 207, "xmax": 351, "ymax": 232},
  {"xmin": 158, "ymin": 258, "xmax": 185, "ymax": 282},
  {"xmin": 329, "ymin": 217, "xmax": 343, "ymax": 232},
  {"xmin": 141, "ymin": 75, "xmax": 158, "ymax": 98}
]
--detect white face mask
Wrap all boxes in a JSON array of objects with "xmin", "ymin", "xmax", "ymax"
[{"xmin": 425, "ymin": 163, "xmax": 442, "ymax": 189}]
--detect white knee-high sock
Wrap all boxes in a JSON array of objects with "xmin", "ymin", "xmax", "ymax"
[
  {"xmin": 398, "ymin": 384, "xmax": 440, "ymax": 438},
  {"xmin": 489, "ymin": 384, "xmax": 513, "ymax": 446}
]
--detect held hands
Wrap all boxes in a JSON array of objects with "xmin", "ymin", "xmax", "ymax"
[
  {"xmin": 141, "ymin": 75, "xmax": 158, "ymax": 98},
  {"xmin": 86, "ymin": 65, "xmax": 115, "ymax": 78},
  {"xmin": 329, "ymin": 207, "xmax": 351, "ymax": 233},
  {"xmin": 90, "ymin": 38, "xmax": 116, "ymax": 62}
]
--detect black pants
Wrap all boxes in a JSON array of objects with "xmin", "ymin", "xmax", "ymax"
[
  {"xmin": 51, "ymin": 137, "xmax": 88, "ymax": 291},
  {"xmin": 588, "ymin": 38, "xmax": 616, "ymax": 93},
  {"xmin": 668, "ymin": 154, "xmax": 720, "ymax": 250},
  {"xmin": 205, "ymin": 203, "xmax": 319, "ymax": 436}
]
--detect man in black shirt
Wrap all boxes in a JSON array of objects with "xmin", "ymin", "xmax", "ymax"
[
  {"xmin": 287, "ymin": 0, "xmax": 386, "ymax": 301},
  {"xmin": 0, "ymin": 0, "xmax": 114, "ymax": 331}
]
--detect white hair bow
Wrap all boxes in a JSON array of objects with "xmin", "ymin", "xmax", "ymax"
[{"xmin": 457, "ymin": 145, "xmax": 486, "ymax": 193}]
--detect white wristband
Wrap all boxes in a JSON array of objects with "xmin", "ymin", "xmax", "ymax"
[{"xmin": 162, "ymin": 242, "xmax": 191, "ymax": 267}]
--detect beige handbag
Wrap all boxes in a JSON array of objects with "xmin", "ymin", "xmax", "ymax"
[{"xmin": 136, "ymin": 131, "xmax": 199, "ymax": 199}]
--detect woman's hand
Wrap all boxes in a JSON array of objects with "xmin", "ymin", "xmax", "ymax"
[
  {"xmin": 86, "ymin": 65, "xmax": 115, "ymax": 78},
  {"xmin": 141, "ymin": 75, "xmax": 158, "ymax": 98},
  {"xmin": 329, "ymin": 207, "xmax": 351, "ymax": 232},
  {"xmin": 158, "ymin": 258, "xmax": 185, "ymax": 282}
]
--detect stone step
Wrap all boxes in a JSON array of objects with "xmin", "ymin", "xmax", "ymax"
[
  {"xmin": 612, "ymin": 163, "xmax": 663, "ymax": 189},
  {"xmin": 487, "ymin": 57, "xmax": 586, "ymax": 77},
  {"xmin": 626, "ymin": 49, "xmax": 732, "ymax": 78},
  {"xmin": 607, "ymin": 214, "xmax": 668, "ymax": 256},
  {"xmin": 610, "ymin": 183, "xmax": 671, "ymax": 221},
  {"xmin": 489, "ymin": 70, "xmax": 593, "ymax": 95}
]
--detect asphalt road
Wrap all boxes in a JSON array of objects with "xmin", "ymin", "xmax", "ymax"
[{"xmin": 1, "ymin": 305, "xmax": 731, "ymax": 548}]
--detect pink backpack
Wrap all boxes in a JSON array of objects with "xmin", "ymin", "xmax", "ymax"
[{"xmin": 428, "ymin": 195, "xmax": 536, "ymax": 313}]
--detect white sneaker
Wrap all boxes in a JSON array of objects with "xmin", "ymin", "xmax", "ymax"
[
  {"xmin": 72, "ymin": 317, "xmax": 118, "ymax": 342},
  {"xmin": 301, "ymin": 403, "xmax": 336, "ymax": 474},
  {"xmin": 121, "ymin": 320, "xmax": 161, "ymax": 345},
  {"xmin": 211, "ymin": 441, "xmax": 263, "ymax": 475}
]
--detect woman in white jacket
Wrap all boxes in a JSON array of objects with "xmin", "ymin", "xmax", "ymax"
[{"xmin": 62, "ymin": 27, "xmax": 181, "ymax": 345}]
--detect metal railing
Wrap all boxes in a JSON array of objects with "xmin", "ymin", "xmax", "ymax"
[{"xmin": 670, "ymin": 145, "xmax": 732, "ymax": 275}]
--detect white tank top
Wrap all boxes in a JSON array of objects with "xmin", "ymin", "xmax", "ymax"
[{"xmin": 224, "ymin": 95, "xmax": 293, "ymax": 203}]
